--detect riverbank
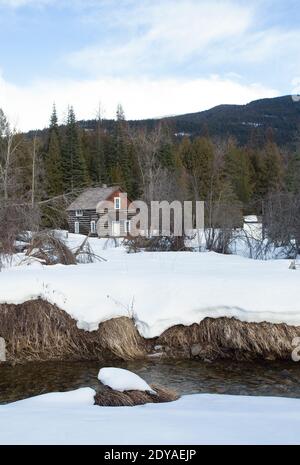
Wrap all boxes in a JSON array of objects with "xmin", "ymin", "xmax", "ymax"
[
  {"xmin": 1, "ymin": 247, "xmax": 300, "ymax": 335},
  {"xmin": 0, "ymin": 236, "xmax": 299, "ymax": 363},
  {"xmin": 1, "ymin": 299, "xmax": 299, "ymax": 363}
]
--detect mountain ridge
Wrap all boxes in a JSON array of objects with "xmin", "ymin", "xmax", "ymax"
[
  {"xmin": 77, "ymin": 95, "xmax": 300, "ymax": 146},
  {"xmin": 28, "ymin": 95, "xmax": 300, "ymax": 147}
]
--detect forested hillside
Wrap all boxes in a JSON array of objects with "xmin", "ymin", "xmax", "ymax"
[
  {"xmin": 39, "ymin": 101, "xmax": 300, "ymax": 208},
  {"xmin": 1, "ymin": 97, "xmax": 300, "ymax": 242},
  {"xmin": 77, "ymin": 95, "xmax": 300, "ymax": 147}
]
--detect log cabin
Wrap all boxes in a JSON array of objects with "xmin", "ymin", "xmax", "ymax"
[{"xmin": 66, "ymin": 185, "xmax": 135, "ymax": 237}]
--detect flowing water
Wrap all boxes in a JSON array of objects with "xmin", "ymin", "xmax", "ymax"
[{"xmin": 1, "ymin": 359, "xmax": 300, "ymax": 404}]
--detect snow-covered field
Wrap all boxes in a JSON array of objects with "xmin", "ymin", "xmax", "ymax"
[
  {"xmin": 0, "ymin": 233, "xmax": 299, "ymax": 337},
  {"xmin": 1, "ymin": 232, "xmax": 299, "ymax": 445},
  {"xmin": 1, "ymin": 388, "xmax": 300, "ymax": 445}
]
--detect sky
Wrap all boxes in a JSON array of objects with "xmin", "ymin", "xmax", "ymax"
[{"xmin": 0, "ymin": 0, "xmax": 300, "ymax": 130}]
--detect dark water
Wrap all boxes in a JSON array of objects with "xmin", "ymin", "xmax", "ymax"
[{"xmin": 1, "ymin": 359, "xmax": 300, "ymax": 404}]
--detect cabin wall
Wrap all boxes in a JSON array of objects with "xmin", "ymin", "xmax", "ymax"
[
  {"xmin": 67, "ymin": 189, "xmax": 137, "ymax": 237},
  {"xmin": 68, "ymin": 209, "xmax": 136, "ymax": 237},
  {"xmin": 68, "ymin": 209, "xmax": 98, "ymax": 236}
]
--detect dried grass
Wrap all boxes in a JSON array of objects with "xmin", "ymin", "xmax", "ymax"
[
  {"xmin": 94, "ymin": 384, "xmax": 179, "ymax": 406},
  {"xmin": 98, "ymin": 317, "xmax": 146, "ymax": 360},
  {"xmin": 26, "ymin": 232, "xmax": 77, "ymax": 265},
  {"xmin": 0, "ymin": 299, "xmax": 299, "ymax": 363},
  {"xmin": 0, "ymin": 299, "xmax": 146, "ymax": 363},
  {"xmin": 24, "ymin": 232, "xmax": 107, "ymax": 265},
  {"xmin": 158, "ymin": 317, "xmax": 300, "ymax": 360}
]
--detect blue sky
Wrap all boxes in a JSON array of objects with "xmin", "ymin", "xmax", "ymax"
[{"xmin": 0, "ymin": 0, "xmax": 299, "ymax": 130}]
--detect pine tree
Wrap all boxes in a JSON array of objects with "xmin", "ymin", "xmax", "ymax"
[
  {"xmin": 180, "ymin": 136, "xmax": 215, "ymax": 200},
  {"xmin": 263, "ymin": 139, "xmax": 284, "ymax": 194},
  {"xmin": 45, "ymin": 104, "xmax": 64, "ymax": 197},
  {"xmin": 158, "ymin": 124, "xmax": 174, "ymax": 169},
  {"xmin": 224, "ymin": 140, "xmax": 253, "ymax": 204},
  {"xmin": 110, "ymin": 104, "xmax": 133, "ymax": 192},
  {"xmin": 286, "ymin": 151, "xmax": 300, "ymax": 194},
  {"xmin": 249, "ymin": 147, "xmax": 268, "ymax": 201},
  {"xmin": 45, "ymin": 130, "xmax": 63, "ymax": 196},
  {"xmin": 50, "ymin": 103, "xmax": 58, "ymax": 130},
  {"xmin": 62, "ymin": 106, "xmax": 89, "ymax": 191},
  {"xmin": 192, "ymin": 136, "xmax": 215, "ymax": 199}
]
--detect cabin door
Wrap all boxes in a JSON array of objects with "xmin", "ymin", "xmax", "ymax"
[{"xmin": 112, "ymin": 221, "xmax": 120, "ymax": 237}]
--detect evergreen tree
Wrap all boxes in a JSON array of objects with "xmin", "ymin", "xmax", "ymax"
[
  {"xmin": 62, "ymin": 106, "xmax": 89, "ymax": 191},
  {"xmin": 263, "ymin": 139, "xmax": 283, "ymax": 194},
  {"xmin": 249, "ymin": 147, "xmax": 268, "ymax": 201},
  {"xmin": 224, "ymin": 140, "xmax": 253, "ymax": 204},
  {"xmin": 110, "ymin": 104, "xmax": 135, "ymax": 194},
  {"xmin": 45, "ymin": 130, "xmax": 63, "ymax": 196},
  {"xmin": 180, "ymin": 136, "xmax": 215, "ymax": 200},
  {"xmin": 192, "ymin": 136, "xmax": 215, "ymax": 199},
  {"xmin": 45, "ymin": 104, "xmax": 64, "ymax": 197},
  {"xmin": 158, "ymin": 124, "xmax": 174, "ymax": 169},
  {"xmin": 50, "ymin": 103, "xmax": 58, "ymax": 131},
  {"xmin": 286, "ymin": 151, "xmax": 300, "ymax": 194}
]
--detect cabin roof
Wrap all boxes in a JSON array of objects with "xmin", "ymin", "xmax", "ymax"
[{"xmin": 66, "ymin": 186, "xmax": 121, "ymax": 211}]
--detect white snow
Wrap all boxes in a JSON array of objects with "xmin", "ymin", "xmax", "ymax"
[
  {"xmin": 1, "ymin": 388, "xmax": 300, "ymax": 445},
  {"xmin": 0, "ymin": 243, "xmax": 299, "ymax": 337},
  {"xmin": 244, "ymin": 215, "xmax": 258, "ymax": 223},
  {"xmin": 98, "ymin": 367, "xmax": 156, "ymax": 394}
]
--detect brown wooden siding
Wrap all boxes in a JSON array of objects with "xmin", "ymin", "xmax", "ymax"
[{"xmin": 68, "ymin": 208, "xmax": 136, "ymax": 237}]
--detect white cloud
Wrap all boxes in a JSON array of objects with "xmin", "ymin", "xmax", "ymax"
[
  {"xmin": 0, "ymin": 73, "xmax": 279, "ymax": 131},
  {"xmin": 66, "ymin": 0, "xmax": 300, "ymax": 82},
  {"xmin": 67, "ymin": 0, "xmax": 254, "ymax": 75},
  {"xmin": 0, "ymin": 0, "xmax": 52, "ymax": 7}
]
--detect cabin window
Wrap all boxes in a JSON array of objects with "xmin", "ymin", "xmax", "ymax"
[
  {"xmin": 74, "ymin": 221, "xmax": 80, "ymax": 234},
  {"xmin": 75, "ymin": 209, "xmax": 83, "ymax": 217},
  {"xmin": 90, "ymin": 220, "xmax": 96, "ymax": 234},
  {"xmin": 114, "ymin": 197, "xmax": 121, "ymax": 210},
  {"xmin": 124, "ymin": 220, "xmax": 131, "ymax": 234}
]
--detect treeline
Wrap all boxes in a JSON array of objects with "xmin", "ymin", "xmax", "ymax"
[
  {"xmin": 0, "ymin": 104, "xmax": 300, "ymax": 255},
  {"xmin": 43, "ymin": 104, "xmax": 140, "ymax": 200},
  {"xmin": 42, "ymin": 105, "xmax": 300, "ymax": 211}
]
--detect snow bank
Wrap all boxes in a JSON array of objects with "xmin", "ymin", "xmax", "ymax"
[
  {"xmin": 1, "ymin": 250, "xmax": 300, "ymax": 335},
  {"xmin": 98, "ymin": 367, "xmax": 156, "ymax": 394},
  {"xmin": 1, "ymin": 389, "xmax": 300, "ymax": 444},
  {"xmin": 0, "ymin": 248, "xmax": 299, "ymax": 338}
]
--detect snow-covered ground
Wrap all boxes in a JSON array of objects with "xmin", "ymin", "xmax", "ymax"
[
  {"xmin": 1, "ymin": 388, "xmax": 300, "ymax": 445},
  {"xmin": 1, "ymin": 232, "xmax": 299, "ymax": 445},
  {"xmin": 0, "ymin": 233, "xmax": 299, "ymax": 337}
]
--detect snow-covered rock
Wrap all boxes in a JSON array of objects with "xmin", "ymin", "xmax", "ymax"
[{"xmin": 98, "ymin": 367, "xmax": 156, "ymax": 394}]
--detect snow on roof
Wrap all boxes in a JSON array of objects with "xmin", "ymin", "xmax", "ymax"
[
  {"xmin": 98, "ymin": 367, "xmax": 156, "ymax": 394},
  {"xmin": 66, "ymin": 186, "xmax": 120, "ymax": 211},
  {"xmin": 244, "ymin": 215, "xmax": 258, "ymax": 223}
]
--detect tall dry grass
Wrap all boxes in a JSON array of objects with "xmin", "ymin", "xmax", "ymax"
[
  {"xmin": 94, "ymin": 384, "xmax": 179, "ymax": 406},
  {"xmin": 158, "ymin": 317, "xmax": 300, "ymax": 360},
  {"xmin": 0, "ymin": 300, "xmax": 299, "ymax": 363},
  {"xmin": 0, "ymin": 299, "xmax": 146, "ymax": 363}
]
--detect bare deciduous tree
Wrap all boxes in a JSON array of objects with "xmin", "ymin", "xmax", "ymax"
[{"xmin": 131, "ymin": 126, "xmax": 177, "ymax": 203}]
